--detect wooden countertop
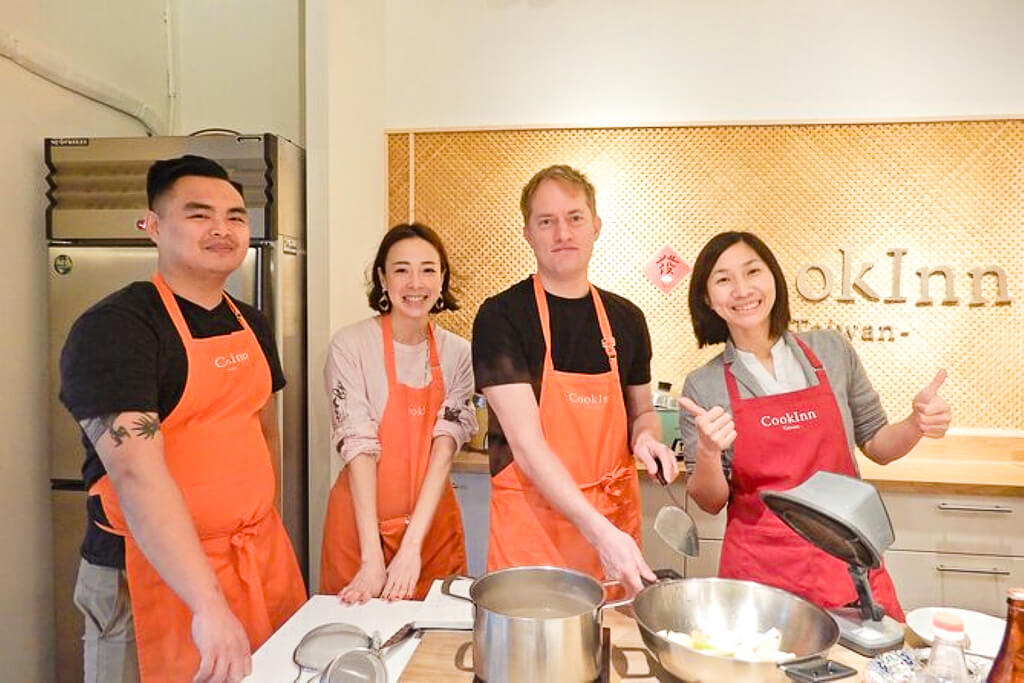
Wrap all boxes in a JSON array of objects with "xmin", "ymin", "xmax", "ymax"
[
  {"xmin": 400, "ymin": 608, "xmax": 871, "ymax": 681},
  {"xmin": 452, "ymin": 449, "xmax": 490, "ymax": 474},
  {"xmin": 454, "ymin": 435, "xmax": 1024, "ymax": 492},
  {"xmin": 856, "ymin": 434, "xmax": 1024, "ymax": 493}
]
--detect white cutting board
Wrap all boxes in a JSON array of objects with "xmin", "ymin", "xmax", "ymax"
[{"xmin": 244, "ymin": 579, "xmax": 474, "ymax": 682}]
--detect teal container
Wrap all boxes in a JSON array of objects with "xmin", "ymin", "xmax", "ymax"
[{"xmin": 656, "ymin": 407, "xmax": 680, "ymax": 449}]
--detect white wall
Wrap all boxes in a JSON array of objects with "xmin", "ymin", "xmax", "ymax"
[
  {"xmin": 174, "ymin": 0, "xmax": 304, "ymax": 141},
  {"xmin": 0, "ymin": 4, "xmax": 166, "ymax": 679},
  {"xmin": 305, "ymin": 0, "xmax": 387, "ymax": 589},
  {"xmin": 382, "ymin": 0, "xmax": 1024, "ymax": 129}
]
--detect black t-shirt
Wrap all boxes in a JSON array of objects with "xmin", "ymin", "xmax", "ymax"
[
  {"xmin": 471, "ymin": 276, "xmax": 652, "ymax": 475},
  {"xmin": 59, "ymin": 281, "xmax": 285, "ymax": 567}
]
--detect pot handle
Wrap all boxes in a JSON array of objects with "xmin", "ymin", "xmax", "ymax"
[
  {"xmin": 600, "ymin": 568, "xmax": 683, "ymax": 609},
  {"xmin": 777, "ymin": 656, "xmax": 857, "ymax": 681},
  {"xmin": 439, "ymin": 574, "xmax": 474, "ymax": 603},
  {"xmin": 600, "ymin": 579, "xmax": 634, "ymax": 609}
]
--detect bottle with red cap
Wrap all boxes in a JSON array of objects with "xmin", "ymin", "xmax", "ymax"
[
  {"xmin": 987, "ymin": 587, "xmax": 1024, "ymax": 682},
  {"xmin": 913, "ymin": 611, "xmax": 971, "ymax": 682}
]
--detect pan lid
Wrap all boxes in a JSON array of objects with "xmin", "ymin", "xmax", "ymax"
[{"xmin": 760, "ymin": 471, "xmax": 894, "ymax": 569}]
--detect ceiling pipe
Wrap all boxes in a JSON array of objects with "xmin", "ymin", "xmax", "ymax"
[{"xmin": 0, "ymin": 29, "xmax": 168, "ymax": 135}]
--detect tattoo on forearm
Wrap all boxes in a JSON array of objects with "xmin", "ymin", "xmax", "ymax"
[
  {"xmin": 132, "ymin": 413, "xmax": 160, "ymax": 439},
  {"xmin": 80, "ymin": 412, "xmax": 159, "ymax": 448}
]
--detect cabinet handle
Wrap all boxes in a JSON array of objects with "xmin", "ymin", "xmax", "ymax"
[
  {"xmin": 936, "ymin": 503, "xmax": 1012, "ymax": 513},
  {"xmin": 935, "ymin": 564, "xmax": 1011, "ymax": 576}
]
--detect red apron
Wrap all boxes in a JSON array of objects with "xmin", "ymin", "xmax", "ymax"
[
  {"xmin": 718, "ymin": 337, "xmax": 905, "ymax": 621},
  {"xmin": 89, "ymin": 273, "xmax": 306, "ymax": 682},
  {"xmin": 319, "ymin": 315, "xmax": 467, "ymax": 599},
  {"xmin": 487, "ymin": 276, "xmax": 642, "ymax": 579}
]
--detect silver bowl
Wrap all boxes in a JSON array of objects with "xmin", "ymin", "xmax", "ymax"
[{"xmin": 633, "ymin": 577, "xmax": 840, "ymax": 683}]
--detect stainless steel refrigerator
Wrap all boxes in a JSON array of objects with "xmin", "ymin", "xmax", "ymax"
[{"xmin": 45, "ymin": 134, "xmax": 308, "ymax": 680}]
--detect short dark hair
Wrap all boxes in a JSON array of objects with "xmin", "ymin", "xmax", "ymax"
[
  {"xmin": 689, "ymin": 231, "xmax": 790, "ymax": 347},
  {"xmin": 146, "ymin": 154, "xmax": 244, "ymax": 209},
  {"xmin": 367, "ymin": 223, "xmax": 460, "ymax": 313}
]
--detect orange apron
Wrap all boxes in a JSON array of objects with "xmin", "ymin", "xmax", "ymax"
[
  {"xmin": 89, "ymin": 273, "xmax": 306, "ymax": 682},
  {"xmin": 319, "ymin": 315, "xmax": 467, "ymax": 599},
  {"xmin": 487, "ymin": 276, "xmax": 642, "ymax": 579}
]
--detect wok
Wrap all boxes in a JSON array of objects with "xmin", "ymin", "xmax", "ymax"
[{"xmin": 632, "ymin": 577, "xmax": 840, "ymax": 682}]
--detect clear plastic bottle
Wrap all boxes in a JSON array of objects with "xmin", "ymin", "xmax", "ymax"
[{"xmin": 913, "ymin": 612, "xmax": 972, "ymax": 683}]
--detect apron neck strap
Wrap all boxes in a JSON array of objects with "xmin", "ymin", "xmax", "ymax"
[
  {"xmin": 531, "ymin": 274, "xmax": 619, "ymax": 372},
  {"xmin": 381, "ymin": 314, "xmax": 441, "ymax": 387}
]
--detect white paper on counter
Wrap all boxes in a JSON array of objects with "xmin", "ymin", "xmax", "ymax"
[{"xmin": 244, "ymin": 580, "xmax": 474, "ymax": 682}]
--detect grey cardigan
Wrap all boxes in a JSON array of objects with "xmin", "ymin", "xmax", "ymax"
[{"xmin": 679, "ymin": 330, "xmax": 888, "ymax": 476}]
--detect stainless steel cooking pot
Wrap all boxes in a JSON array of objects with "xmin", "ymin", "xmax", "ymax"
[
  {"xmin": 441, "ymin": 566, "xmax": 615, "ymax": 683},
  {"xmin": 632, "ymin": 577, "xmax": 841, "ymax": 682}
]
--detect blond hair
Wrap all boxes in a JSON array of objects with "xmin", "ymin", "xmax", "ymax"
[{"xmin": 520, "ymin": 164, "xmax": 597, "ymax": 224}]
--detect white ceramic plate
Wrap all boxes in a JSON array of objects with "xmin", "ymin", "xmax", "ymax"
[{"xmin": 905, "ymin": 607, "xmax": 1006, "ymax": 658}]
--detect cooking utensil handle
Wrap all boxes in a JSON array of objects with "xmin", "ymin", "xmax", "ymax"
[
  {"xmin": 935, "ymin": 564, "xmax": 1011, "ymax": 575},
  {"xmin": 380, "ymin": 622, "xmax": 414, "ymax": 650},
  {"xmin": 653, "ymin": 457, "xmax": 668, "ymax": 486},
  {"xmin": 440, "ymin": 574, "xmax": 474, "ymax": 602}
]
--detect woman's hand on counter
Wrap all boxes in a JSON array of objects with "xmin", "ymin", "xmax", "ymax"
[
  {"xmin": 337, "ymin": 558, "xmax": 386, "ymax": 605},
  {"xmin": 912, "ymin": 369, "xmax": 951, "ymax": 438},
  {"xmin": 381, "ymin": 543, "xmax": 421, "ymax": 601}
]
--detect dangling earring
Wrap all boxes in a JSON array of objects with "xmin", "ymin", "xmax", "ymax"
[
  {"xmin": 379, "ymin": 290, "xmax": 391, "ymax": 312},
  {"xmin": 433, "ymin": 296, "xmax": 445, "ymax": 312}
]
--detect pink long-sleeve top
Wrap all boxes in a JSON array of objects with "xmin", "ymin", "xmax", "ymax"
[{"xmin": 324, "ymin": 316, "xmax": 477, "ymax": 467}]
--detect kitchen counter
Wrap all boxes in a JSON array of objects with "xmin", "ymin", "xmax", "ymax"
[
  {"xmin": 400, "ymin": 608, "xmax": 872, "ymax": 681},
  {"xmin": 453, "ymin": 435, "xmax": 1024, "ymax": 492}
]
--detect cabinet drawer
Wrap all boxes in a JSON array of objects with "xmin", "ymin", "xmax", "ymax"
[
  {"xmin": 684, "ymin": 494, "xmax": 727, "ymax": 540},
  {"xmin": 882, "ymin": 491, "xmax": 1024, "ymax": 556},
  {"xmin": 884, "ymin": 549, "xmax": 1023, "ymax": 617},
  {"xmin": 684, "ymin": 539, "xmax": 722, "ymax": 579}
]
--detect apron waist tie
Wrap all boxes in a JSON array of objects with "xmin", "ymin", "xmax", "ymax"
[
  {"xmin": 202, "ymin": 511, "xmax": 275, "ymax": 645},
  {"xmin": 579, "ymin": 464, "xmax": 634, "ymax": 503}
]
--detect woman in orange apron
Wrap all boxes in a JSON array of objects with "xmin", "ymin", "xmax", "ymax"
[
  {"xmin": 680, "ymin": 231, "xmax": 951, "ymax": 621},
  {"xmin": 486, "ymin": 275, "xmax": 643, "ymax": 578},
  {"xmin": 320, "ymin": 224, "xmax": 473, "ymax": 602},
  {"xmin": 89, "ymin": 272, "xmax": 307, "ymax": 681}
]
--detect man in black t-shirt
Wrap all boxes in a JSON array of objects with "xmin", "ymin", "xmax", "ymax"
[
  {"xmin": 59, "ymin": 155, "xmax": 305, "ymax": 683},
  {"xmin": 472, "ymin": 164, "xmax": 679, "ymax": 594}
]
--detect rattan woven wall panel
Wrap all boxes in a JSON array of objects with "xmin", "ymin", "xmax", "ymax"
[
  {"xmin": 387, "ymin": 134, "xmax": 411, "ymax": 229},
  {"xmin": 387, "ymin": 122, "xmax": 1023, "ymax": 430}
]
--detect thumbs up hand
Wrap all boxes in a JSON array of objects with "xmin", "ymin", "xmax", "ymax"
[
  {"xmin": 911, "ymin": 369, "xmax": 951, "ymax": 438},
  {"xmin": 679, "ymin": 396, "xmax": 737, "ymax": 455}
]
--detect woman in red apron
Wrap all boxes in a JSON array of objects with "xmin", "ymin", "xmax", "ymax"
[
  {"xmin": 680, "ymin": 231, "xmax": 952, "ymax": 621},
  {"xmin": 320, "ymin": 224, "xmax": 472, "ymax": 602}
]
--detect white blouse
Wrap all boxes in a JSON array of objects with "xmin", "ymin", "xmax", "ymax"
[
  {"xmin": 733, "ymin": 336, "xmax": 809, "ymax": 395},
  {"xmin": 323, "ymin": 316, "xmax": 478, "ymax": 467}
]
